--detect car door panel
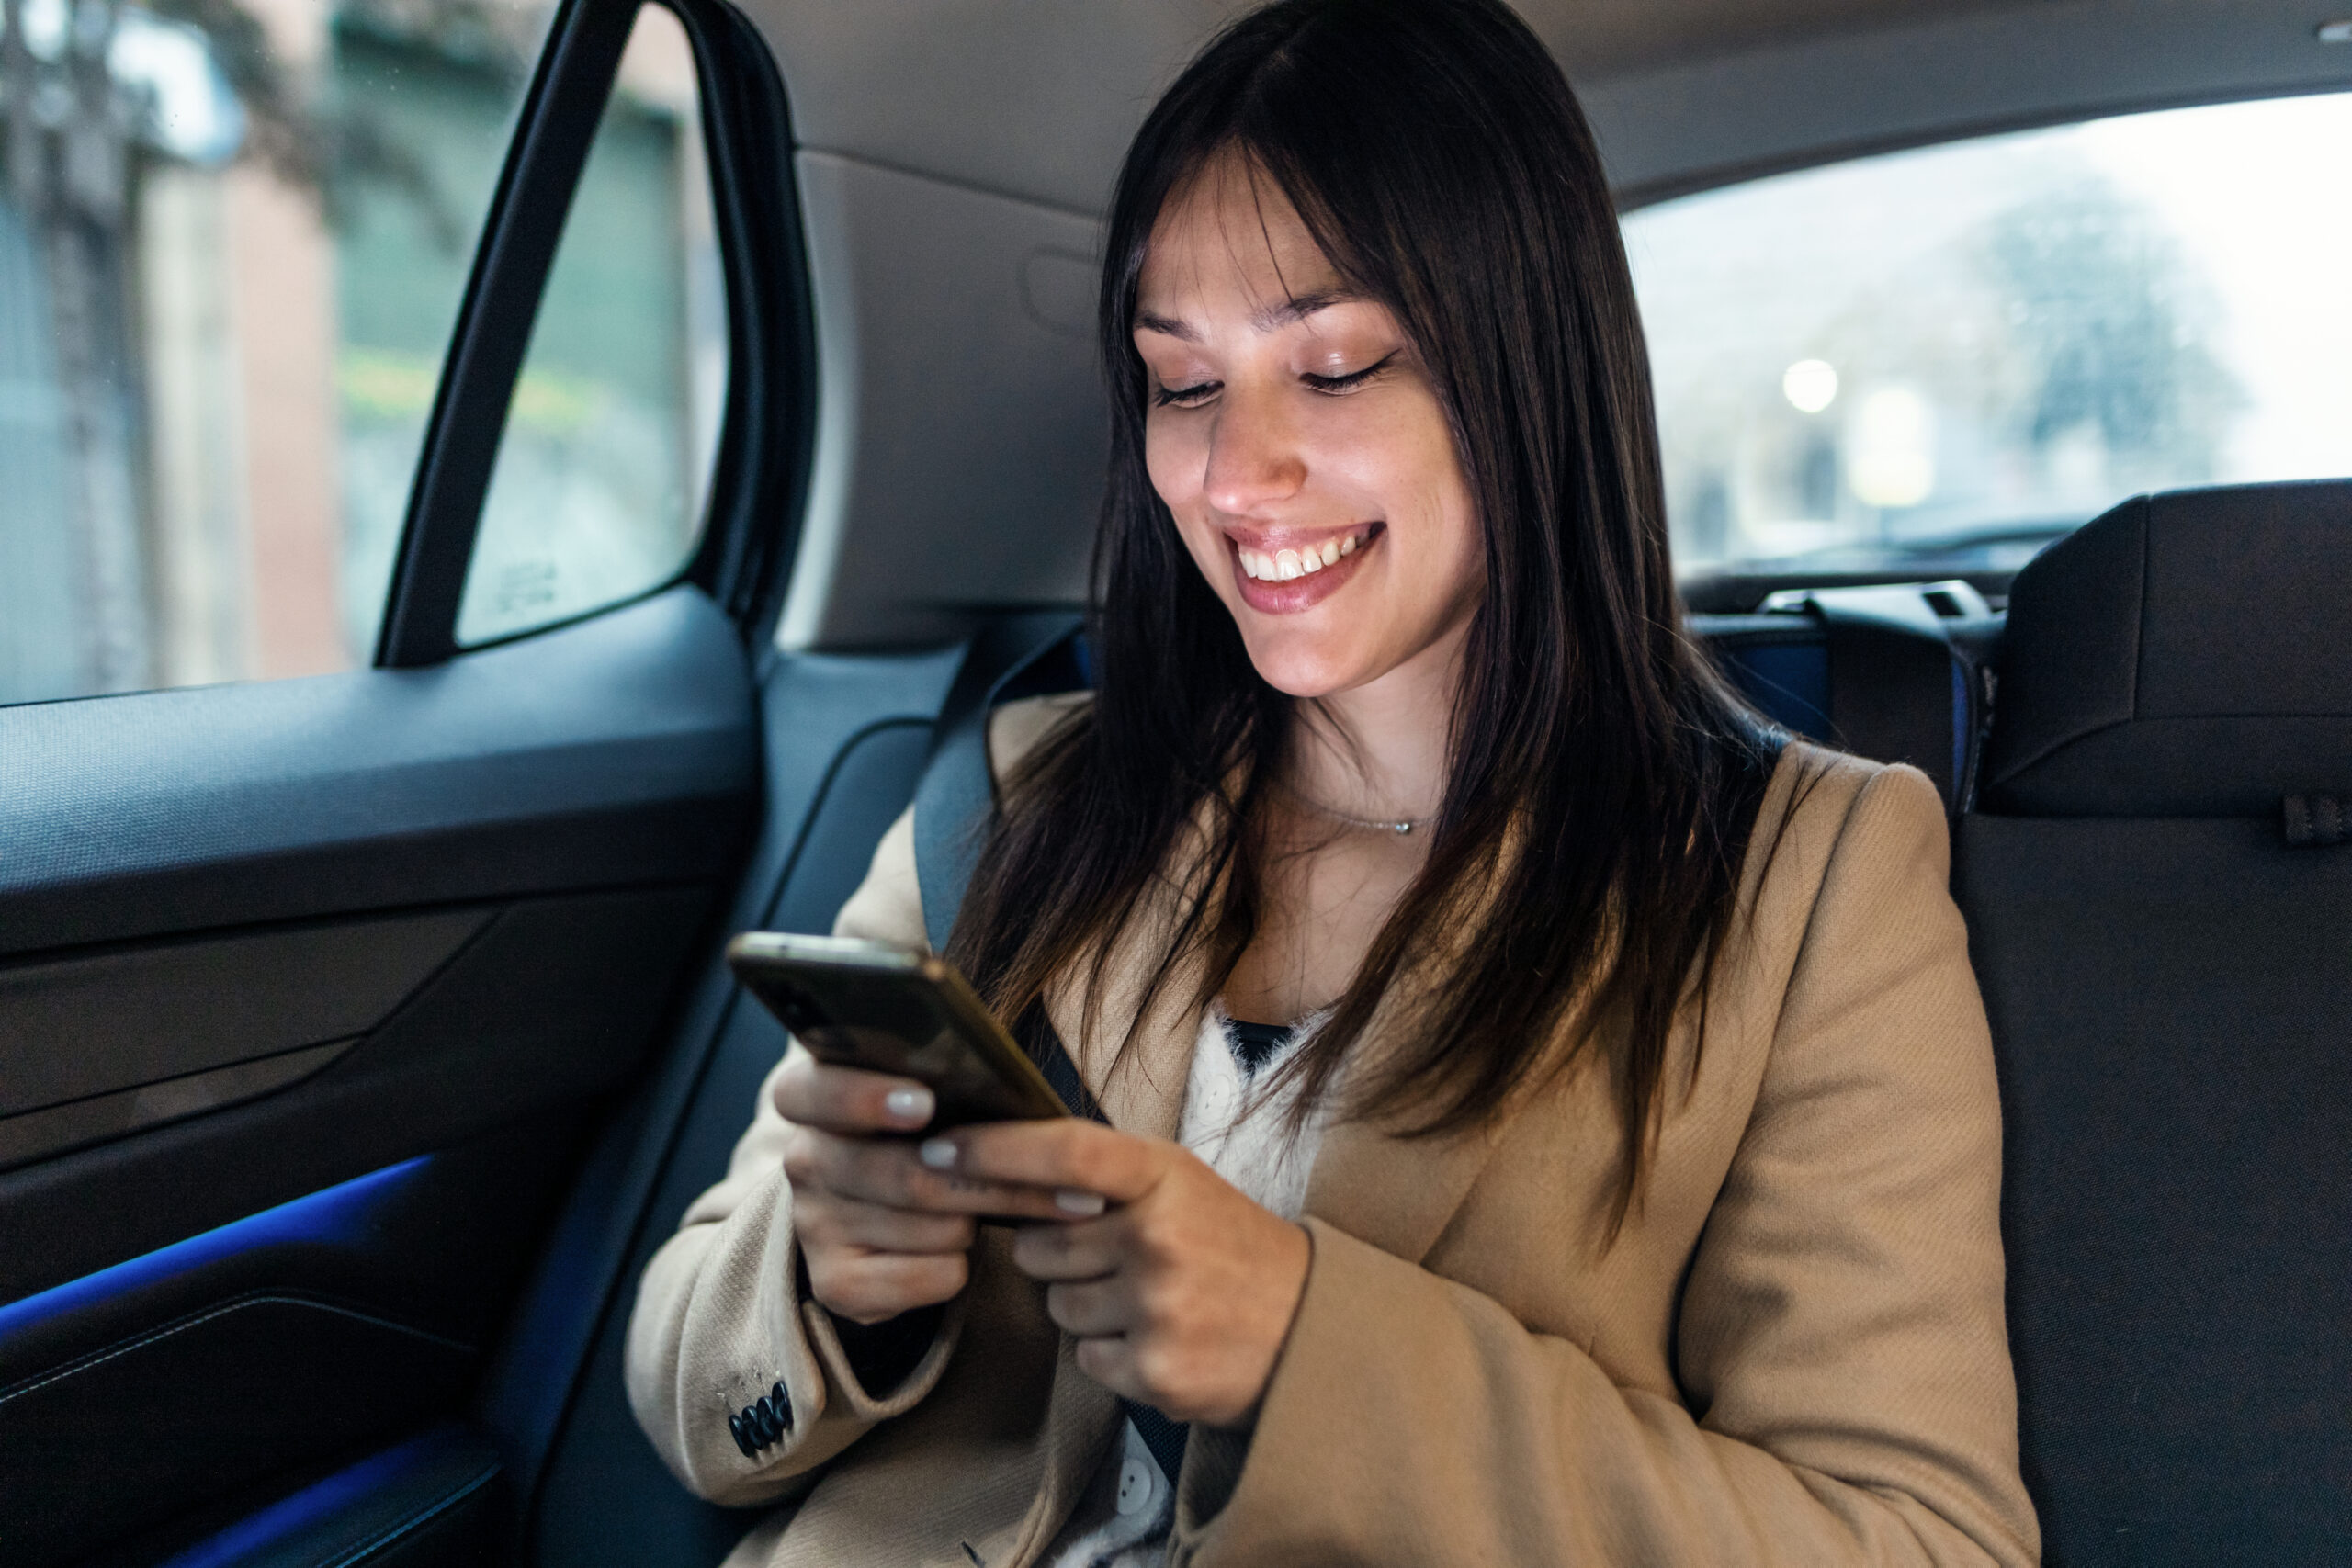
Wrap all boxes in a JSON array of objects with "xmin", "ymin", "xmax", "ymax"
[
  {"xmin": 0, "ymin": 587, "xmax": 755, "ymax": 954},
  {"xmin": 0, "ymin": 586, "xmax": 755, "ymax": 1294},
  {"xmin": 0, "ymin": 1127, "xmax": 565, "ymax": 1565},
  {"xmin": 0, "ymin": 1036, "xmax": 362, "ymax": 1174},
  {"xmin": 0, "ymin": 0, "xmax": 818, "ymax": 1540},
  {"xmin": 71, "ymin": 1424, "xmax": 513, "ymax": 1568},
  {"xmin": 0, "ymin": 585, "xmax": 761, "ymax": 1564},
  {"xmin": 5, "ymin": 1293, "xmax": 477, "ymax": 1568},
  {"xmin": 0, "ymin": 908, "xmax": 492, "ymax": 1163},
  {"xmin": 0, "ymin": 880, "xmax": 717, "ymax": 1303}
]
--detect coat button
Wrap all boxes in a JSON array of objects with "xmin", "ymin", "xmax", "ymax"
[{"xmin": 1116, "ymin": 1454, "xmax": 1155, "ymax": 1516}]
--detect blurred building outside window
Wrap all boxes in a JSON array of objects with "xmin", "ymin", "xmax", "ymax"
[
  {"xmin": 0, "ymin": 0, "xmax": 720, "ymax": 706},
  {"xmin": 1624, "ymin": 92, "xmax": 2352, "ymax": 578}
]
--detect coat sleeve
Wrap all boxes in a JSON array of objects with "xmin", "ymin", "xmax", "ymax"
[
  {"xmin": 1172, "ymin": 764, "xmax": 2041, "ymax": 1566},
  {"xmin": 622, "ymin": 807, "xmax": 965, "ymax": 1506},
  {"xmin": 620, "ymin": 694, "xmax": 1089, "ymax": 1506}
]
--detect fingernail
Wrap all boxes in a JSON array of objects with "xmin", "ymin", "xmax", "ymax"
[
  {"xmin": 1054, "ymin": 1190, "xmax": 1105, "ymax": 1217},
  {"xmin": 885, "ymin": 1087, "xmax": 934, "ymax": 1125},
  {"xmin": 919, "ymin": 1138, "xmax": 958, "ymax": 1169}
]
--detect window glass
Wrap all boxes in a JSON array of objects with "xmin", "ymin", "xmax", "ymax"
[
  {"xmin": 1623, "ymin": 93, "xmax": 2352, "ymax": 575},
  {"xmin": 457, "ymin": 2, "xmax": 721, "ymax": 647},
  {"xmin": 0, "ymin": 0, "xmax": 565, "ymax": 705}
]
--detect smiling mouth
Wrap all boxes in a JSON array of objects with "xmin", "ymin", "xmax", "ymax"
[{"xmin": 1233, "ymin": 523, "xmax": 1381, "ymax": 581}]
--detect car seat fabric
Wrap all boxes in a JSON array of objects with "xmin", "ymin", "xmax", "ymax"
[{"xmin": 1954, "ymin": 480, "xmax": 2352, "ymax": 1565}]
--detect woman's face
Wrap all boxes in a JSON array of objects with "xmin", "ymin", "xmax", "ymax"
[{"xmin": 1134, "ymin": 158, "xmax": 1485, "ymax": 701}]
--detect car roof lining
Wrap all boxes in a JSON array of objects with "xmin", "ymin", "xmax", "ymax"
[
  {"xmin": 732, "ymin": 0, "xmax": 2352, "ymax": 651},
  {"xmin": 741, "ymin": 0, "xmax": 2352, "ymax": 216}
]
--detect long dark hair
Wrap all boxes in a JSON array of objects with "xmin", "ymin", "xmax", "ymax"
[{"xmin": 951, "ymin": 0, "xmax": 1792, "ymax": 1228}]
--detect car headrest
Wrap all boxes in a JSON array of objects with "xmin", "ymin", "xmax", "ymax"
[{"xmin": 1980, "ymin": 479, "xmax": 2352, "ymax": 818}]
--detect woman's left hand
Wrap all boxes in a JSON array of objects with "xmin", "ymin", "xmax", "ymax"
[{"xmin": 919, "ymin": 1122, "xmax": 1310, "ymax": 1427}]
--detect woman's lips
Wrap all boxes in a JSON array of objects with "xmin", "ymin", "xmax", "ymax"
[{"xmin": 1229, "ymin": 523, "xmax": 1382, "ymax": 615}]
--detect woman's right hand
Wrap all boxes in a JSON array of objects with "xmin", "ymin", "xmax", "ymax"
[{"xmin": 774, "ymin": 1052, "xmax": 1080, "ymax": 1325}]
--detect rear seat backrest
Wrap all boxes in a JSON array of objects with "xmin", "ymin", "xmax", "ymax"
[
  {"xmin": 1954, "ymin": 479, "xmax": 2352, "ymax": 1565},
  {"xmin": 1695, "ymin": 579, "xmax": 1997, "ymax": 812}
]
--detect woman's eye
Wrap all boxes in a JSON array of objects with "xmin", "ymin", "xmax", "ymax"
[
  {"xmin": 1300, "ymin": 350, "xmax": 1400, "ymax": 395},
  {"xmin": 1153, "ymin": 379, "xmax": 1220, "ymax": 408}
]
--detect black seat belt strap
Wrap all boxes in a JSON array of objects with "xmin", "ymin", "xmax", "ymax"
[
  {"xmin": 908, "ymin": 613, "xmax": 1193, "ymax": 1486},
  {"xmin": 912, "ymin": 611, "xmax": 1086, "ymax": 956}
]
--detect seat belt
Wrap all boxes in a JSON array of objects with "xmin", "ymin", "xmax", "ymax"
[
  {"xmin": 911, "ymin": 610, "xmax": 1087, "ymax": 954},
  {"xmin": 909, "ymin": 613, "xmax": 1193, "ymax": 1485}
]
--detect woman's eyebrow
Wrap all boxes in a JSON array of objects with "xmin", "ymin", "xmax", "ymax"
[
  {"xmin": 1135, "ymin": 289, "xmax": 1362, "ymax": 344},
  {"xmin": 1252, "ymin": 288, "xmax": 1358, "ymax": 331},
  {"xmin": 1136, "ymin": 311, "xmax": 1199, "ymax": 342}
]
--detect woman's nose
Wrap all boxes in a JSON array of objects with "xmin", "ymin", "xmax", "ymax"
[{"xmin": 1201, "ymin": 389, "xmax": 1306, "ymax": 516}]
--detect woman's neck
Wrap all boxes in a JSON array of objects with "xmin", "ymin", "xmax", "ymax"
[{"xmin": 1284, "ymin": 617, "xmax": 1468, "ymax": 825}]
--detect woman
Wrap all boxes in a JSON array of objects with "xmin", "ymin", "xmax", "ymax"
[{"xmin": 627, "ymin": 1, "xmax": 2039, "ymax": 1563}]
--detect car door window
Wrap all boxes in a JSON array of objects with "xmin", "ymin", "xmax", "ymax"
[
  {"xmin": 1622, "ymin": 91, "xmax": 2352, "ymax": 574},
  {"xmin": 0, "ymin": 0, "xmax": 567, "ymax": 705},
  {"xmin": 458, "ymin": 0, "xmax": 723, "ymax": 647}
]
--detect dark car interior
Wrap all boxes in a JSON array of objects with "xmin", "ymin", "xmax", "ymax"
[{"xmin": 0, "ymin": 2, "xmax": 2346, "ymax": 1565}]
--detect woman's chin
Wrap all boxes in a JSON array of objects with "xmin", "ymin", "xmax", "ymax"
[{"xmin": 1238, "ymin": 636, "xmax": 1383, "ymax": 700}]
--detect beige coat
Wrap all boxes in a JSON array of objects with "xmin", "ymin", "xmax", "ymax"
[{"xmin": 625, "ymin": 700, "xmax": 2040, "ymax": 1567}]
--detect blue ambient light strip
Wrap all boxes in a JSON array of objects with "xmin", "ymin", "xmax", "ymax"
[
  {"xmin": 156, "ymin": 1442, "xmax": 424, "ymax": 1568},
  {"xmin": 153, "ymin": 1428, "xmax": 498, "ymax": 1568},
  {"xmin": 0, "ymin": 1156, "xmax": 432, "ymax": 1340}
]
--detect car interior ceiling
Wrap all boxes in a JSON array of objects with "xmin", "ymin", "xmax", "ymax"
[{"xmin": 0, "ymin": 2, "xmax": 2344, "ymax": 1566}]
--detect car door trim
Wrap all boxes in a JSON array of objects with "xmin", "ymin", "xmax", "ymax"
[{"xmin": 377, "ymin": 0, "xmax": 817, "ymax": 667}]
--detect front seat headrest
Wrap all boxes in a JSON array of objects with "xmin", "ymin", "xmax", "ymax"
[{"xmin": 1981, "ymin": 479, "xmax": 2352, "ymax": 818}]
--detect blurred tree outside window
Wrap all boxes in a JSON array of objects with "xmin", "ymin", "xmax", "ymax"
[
  {"xmin": 1625, "ymin": 93, "xmax": 2352, "ymax": 577},
  {"xmin": 0, "ymin": 0, "xmax": 721, "ymax": 705}
]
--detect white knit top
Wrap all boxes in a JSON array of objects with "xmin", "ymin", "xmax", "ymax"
[{"xmin": 1039, "ymin": 1006, "xmax": 1332, "ymax": 1568}]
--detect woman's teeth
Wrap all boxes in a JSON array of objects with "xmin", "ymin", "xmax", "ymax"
[{"xmin": 1237, "ymin": 528, "xmax": 1368, "ymax": 581}]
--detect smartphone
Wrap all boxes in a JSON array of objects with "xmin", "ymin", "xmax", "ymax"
[{"xmin": 725, "ymin": 932, "xmax": 1069, "ymax": 1127}]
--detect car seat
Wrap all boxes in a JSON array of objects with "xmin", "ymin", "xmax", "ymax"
[{"xmin": 1955, "ymin": 479, "xmax": 2352, "ymax": 1563}]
